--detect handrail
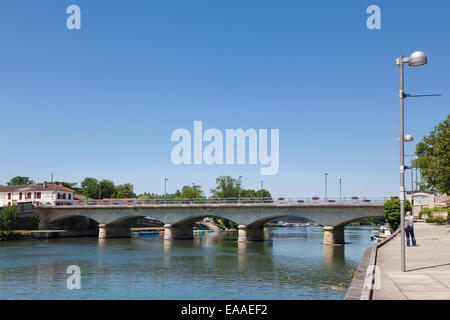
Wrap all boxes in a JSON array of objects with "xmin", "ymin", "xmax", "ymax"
[{"xmin": 38, "ymin": 196, "xmax": 391, "ymax": 207}]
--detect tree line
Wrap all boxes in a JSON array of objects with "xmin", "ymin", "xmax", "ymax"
[{"xmin": 4, "ymin": 176, "xmax": 272, "ymax": 200}]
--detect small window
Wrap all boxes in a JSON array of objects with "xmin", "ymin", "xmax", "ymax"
[
  {"xmin": 8, "ymin": 193, "xmax": 11, "ymax": 200},
  {"xmin": 19, "ymin": 193, "xmax": 22, "ymax": 200}
]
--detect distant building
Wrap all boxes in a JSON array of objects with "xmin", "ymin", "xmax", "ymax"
[
  {"xmin": 406, "ymin": 191, "xmax": 449, "ymax": 217},
  {"xmin": 0, "ymin": 183, "xmax": 76, "ymax": 207}
]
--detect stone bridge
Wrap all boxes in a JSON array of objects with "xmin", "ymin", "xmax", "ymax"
[{"xmin": 36, "ymin": 202, "xmax": 384, "ymax": 244}]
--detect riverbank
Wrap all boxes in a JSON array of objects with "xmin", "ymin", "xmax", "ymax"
[
  {"xmin": 372, "ymin": 222, "xmax": 450, "ymax": 299},
  {"xmin": 0, "ymin": 229, "xmax": 97, "ymax": 240}
]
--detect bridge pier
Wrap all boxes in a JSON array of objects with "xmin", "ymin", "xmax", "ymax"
[
  {"xmin": 98, "ymin": 224, "xmax": 131, "ymax": 238},
  {"xmin": 323, "ymin": 226, "xmax": 345, "ymax": 245},
  {"xmin": 164, "ymin": 224, "xmax": 194, "ymax": 240},
  {"xmin": 238, "ymin": 225, "xmax": 265, "ymax": 242}
]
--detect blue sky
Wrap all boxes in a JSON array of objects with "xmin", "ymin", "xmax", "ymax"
[{"xmin": 0, "ymin": 1, "xmax": 448, "ymax": 197}]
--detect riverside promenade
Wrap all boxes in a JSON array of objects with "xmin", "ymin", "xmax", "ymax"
[{"xmin": 372, "ymin": 222, "xmax": 450, "ymax": 299}]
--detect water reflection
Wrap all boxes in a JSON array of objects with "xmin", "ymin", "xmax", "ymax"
[
  {"xmin": 323, "ymin": 245, "xmax": 345, "ymax": 267},
  {"xmin": 0, "ymin": 226, "xmax": 374, "ymax": 300}
]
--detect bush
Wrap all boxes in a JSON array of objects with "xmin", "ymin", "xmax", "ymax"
[
  {"xmin": 383, "ymin": 199, "xmax": 412, "ymax": 232},
  {"xmin": 0, "ymin": 205, "xmax": 19, "ymax": 231},
  {"xmin": 425, "ymin": 218, "xmax": 447, "ymax": 224},
  {"xmin": 418, "ymin": 207, "xmax": 450, "ymax": 219}
]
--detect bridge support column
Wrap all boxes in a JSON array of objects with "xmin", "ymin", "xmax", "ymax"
[
  {"xmin": 238, "ymin": 225, "xmax": 265, "ymax": 242},
  {"xmin": 98, "ymin": 224, "xmax": 131, "ymax": 238},
  {"xmin": 323, "ymin": 226, "xmax": 345, "ymax": 245},
  {"xmin": 164, "ymin": 224, "xmax": 193, "ymax": 240}
]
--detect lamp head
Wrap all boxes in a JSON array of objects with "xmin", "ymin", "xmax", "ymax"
[
  {"xmin": 408, "ymin": 51, "xmax": 427, "ymax": 66},
  {"xmin": 405, "ymin": 134, "xmax": 414, "ymax": 142}
]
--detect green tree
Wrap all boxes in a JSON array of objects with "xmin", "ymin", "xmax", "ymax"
[
  {"xmin": 383, "ymin": 198, "xmax": 412, "ymax": 232},
  {"xmin": 178, "ymin": 185, "xmax": 205, "ymax": 199},
  {"xmin": 210, "ymin": 176, "xmax": 242, "ymax": 198},
  {"xmin": 241, "ymin": 189, "xmax": 272, "ymax": 198},
  {"xmin": 0, "ymin": 205, "xmax": 19, "ymax": 231},
  {"xmin": 255, "ymin": 189, "xmax": 272, "ymax": 198},
  {"xmin": 81, "ymin": 177, "xmax": 100, "ymax": 199},
  {"xmin": 99, "ymin": 179, "xmax": 116, "ymax": 199},
  {"xmin": 113, "ymin": 183, "xmax": 136, "ymax": 198},
  {"xmin": 413, "ymin": 114, "xmax": 450, "ymax": 194},
  {"xmin": 241, "ymin": 189, "xmax": 257, "ymax": 197},
  {"xmin": 9, "ymin": 176, "xmax": 34, "ymax": 185}
]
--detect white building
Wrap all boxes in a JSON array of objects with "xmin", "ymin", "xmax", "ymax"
[{"xmin": 0, "ymin": 183, "xmax": 76, "ymax": 207}]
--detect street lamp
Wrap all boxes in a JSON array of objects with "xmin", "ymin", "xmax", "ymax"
[
  {"xmin": 238, "ymin": 176, "xmax": 243, "ymax": 200},
  {"xmin": 324, "ymin": 173, "xmax": 328, "ymax": 201},
  {"xmin": 164, "ymin": 178, "xmax": 168, "ymax": 202},
  {"xmin": 339, "ymin": 177, "xmax": 342, "ymax": 203},
  {"xmin": 260, "ymin": 179, "xmax": 264, "ymax": 202},
  {"xmin": 397, "ymin": 51, "xmax": 427, "ymax": 272}
]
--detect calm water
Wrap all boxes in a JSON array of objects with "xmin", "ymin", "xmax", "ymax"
[{"xmin": 0, "ymin": 226, "xmax": 375, "ymax": 300}]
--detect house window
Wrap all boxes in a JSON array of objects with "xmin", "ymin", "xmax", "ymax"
[
  {"xmin": 62, "ymin": 193, "xmax": 66, "ymax": 200},
  {"xmin": 27, "ymin": 192, "xmax": 32, "ymax": 199},
  {"xmin": 37, "ymin": 192, "xmax": 41, "ymax": 199},
  {"xmin": 68, "ymin": 194, "xmax": 71, "ymax": 200},
  {"xmin": 19, "ymin": 193, "xmax": 22, "ymax": 200},
  {"xmin": 57, "ymin": 193, "xmax": 61, "ymax": 199},
  {"xmin": 8, "ymin": 193, "xmax": 11, "ymax": 200}
]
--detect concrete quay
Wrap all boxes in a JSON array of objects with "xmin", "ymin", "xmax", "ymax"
[{"xmin": 372, "ymin": 222, "xmax": 450, "ymax": 300}]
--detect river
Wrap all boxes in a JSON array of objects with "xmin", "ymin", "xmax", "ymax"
[{"xmin": 0, "ymin": 226, "xmax": 375, "ymax": 299}]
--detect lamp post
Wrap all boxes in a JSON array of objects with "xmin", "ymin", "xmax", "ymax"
[
  {"xmin": 239, "ymin": 176, "xmax": 243, "ymax": 200},
  {"xmin": 339, "ymin": 177, "xmax": 342, "ymax": 203},
  {"xmin": 260, "ymin": 179, "xmax": 264, "ymax": 202},
  {"xmin": 324, "ymin": 173, "xmax": 328, "ymax": 201},
  {"xmin": 397, "ymin": 51, "xmax": 427, "ymax": 272},
  {"xmin": 164, "ymin": 178, "xmax": 168, "ymax": 202}
]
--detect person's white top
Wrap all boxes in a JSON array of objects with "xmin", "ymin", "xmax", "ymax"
[{"xmin": 405, "ymin": 215, "xmax": 414, "ymax": 228}]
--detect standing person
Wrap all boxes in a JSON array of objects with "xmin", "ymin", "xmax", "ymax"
[{"xmin": 405, "ymin": 211, "xmax": 417, "ymax": 246}]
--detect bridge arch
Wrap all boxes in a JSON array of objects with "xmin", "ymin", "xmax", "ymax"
[
  {"xmin": 108, "ymin": 215, "xmax": 166, "ymax": 227},
  {"xmin": 334, "ymin": 214, "xmax": 384, "ymax": 228},
  {"xmin": 49, "ymin": 214, "xmax": 100, "ymax": 230},
  {"xmin": 171, "ymin": 214, "xmax": 238, "ymax": 229}
]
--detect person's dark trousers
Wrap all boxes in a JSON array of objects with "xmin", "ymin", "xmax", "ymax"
[{"xmin": 405, "ymin": 226, "xmax": 417, "ymax": 246}]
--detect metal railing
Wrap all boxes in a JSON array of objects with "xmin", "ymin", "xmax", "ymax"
[{"xmin": 45, "ymin": 196, "xmax": 394, "ymax": 207}]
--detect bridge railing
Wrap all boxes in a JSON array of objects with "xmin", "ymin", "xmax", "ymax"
[{"xmin": 44, "ymin": 196, "xmax": 394, "ymax": 207}]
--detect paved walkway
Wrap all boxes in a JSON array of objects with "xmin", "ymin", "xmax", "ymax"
[{"xmin": 372, "ymin": 222, "xmax": 450, "ymax": 299}]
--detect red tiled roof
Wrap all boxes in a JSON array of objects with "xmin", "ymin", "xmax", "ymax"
[{"xmin": 0, "ymin": 184, "xmax": 75, "ymax": 193}]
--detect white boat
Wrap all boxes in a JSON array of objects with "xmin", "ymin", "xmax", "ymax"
[{"xmin": 371, "ymin": 226, "xmax": 391, "ymax": 241}]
